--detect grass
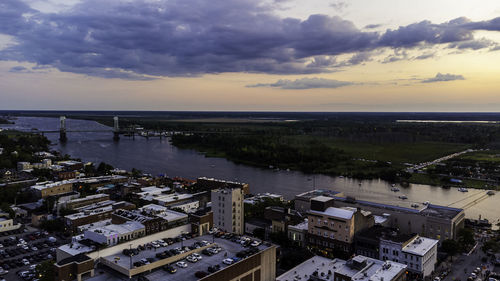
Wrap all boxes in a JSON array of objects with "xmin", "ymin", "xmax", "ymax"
[
  {"xmin": 409, "ymin": 173, "xmax": 499, "ymax": 190},
  {"xmin": 285, "ymin": 136, "xmax": 471, "ymax": 165},
  {"xmin": 458, "ymin": 150, "xmax": 500, "ymax": 162}
]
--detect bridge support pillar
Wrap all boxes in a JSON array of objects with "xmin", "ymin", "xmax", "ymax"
[
  {"xmin": 59, "ymin": 116, "xmax": 67, "ymax": 143},
  {"xmin": 113, "ymin": 116, "xmax": 120, "ymax": 141}
]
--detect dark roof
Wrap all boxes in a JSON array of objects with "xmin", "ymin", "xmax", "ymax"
[
  {"xmin": 356, "ymin": 225, "xmax": 416, "ymax": 243},
  {"xmin": 245, "ymin": 218, "xmax": 272, "ymax": 228},
  {"xmin": 57, "ymin": 253, "xmax": 92, "ymax": 266}
]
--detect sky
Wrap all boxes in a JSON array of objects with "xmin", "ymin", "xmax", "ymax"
[{"xmin": 1, "ymin": 0, "xmax": 500, "ymax": 111}]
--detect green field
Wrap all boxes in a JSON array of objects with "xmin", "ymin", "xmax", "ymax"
[
  {"xmin": 457, "ymin": 150, "xmax": 500, "ymax": 162},
  {"xmin": 286, "ymin": 136, "xmax": 471, "ymax": 165}
]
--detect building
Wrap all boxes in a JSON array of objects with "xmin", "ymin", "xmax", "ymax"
[
  {"xmin": 84, "ymin": 221, "xmax": 145, "ymax": 246},
  {"xmin": 244, "ymin": 192, "xmax": 284, "ymax": 205},
  {"xmin": 64, "ymin": 194, "xmax": 110, "ymax": 210},
  {"xmin": 198, "ymin": 177, "xmax": 250, "ymax": 194},
  {"xmin": 112, "ymin": 206, "xmax": 188, "ymax": 235},
  {"xmin": 264, "ymin": 206, "xmax": 304, "ymax": 234},
  {"xmin": 211, "ymin": 188, "xmax": 244, "ymax": 234},
  {"xmin": 307, "ymin": 196, "xmax": 374, "ymax": 256},
  {"xmin": 189, "ymin": 208, "xmax": 213, "ymax": 236},
  {"xmin": 277, "ymin": 255, "xmax": 407, "ymax": 281},
  {"xmin": 354, "ymin": 225, "xmax": 411, "ymax": 259},
  {"xmin": 54, "ymin": 254, "xmax": 94, "ymax": 281},
  {"xmin": 288, "ymin": 219, "xmax": 308, "ymax": 247},
  {"xmin": 294, "ymin": 190, "xmax": 344, "ymax": 212},
  {"xmin": 57, "ymin": 229, "xmax": 274, "ymax": 281},
  {"xmin": 64, "ymin": 201, "xmax": 135, "ymax": 232},
  {"xmin": 0, "ymin": 216, "xmax": 21, "ymax": 232},
  {"xmin": 380, "ymin": 235, "xmax": 438, "ymax": 278},
  {"xmin": 31, "ymin": 180, "xmax": 74, "ymax": 198},
  {"xmin": 295, "ymin": 189, "xmax": 465, "ymax": 242},
  {"xmin": 245, "ymin": 218, "xmax": 271, "ymax": 238}
]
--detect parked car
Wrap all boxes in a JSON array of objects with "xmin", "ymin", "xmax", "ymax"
[
  {"xmin": 186, "ymin": 255, "xmax": 198, "ymax": 263},
  {"xmin": 162, "ymin": 265, "xmax": 176, "ymax": 274},
  {"xmin": 176, "ymin": 261, "xmax": 187, "ymax": 268},
  {"xmin": 192, "ymin": 253, "xmax": 202, "ymax": 260},
  {"xmin": 223, "ymin": 258, "xmax": 234, "ymax": 265}
]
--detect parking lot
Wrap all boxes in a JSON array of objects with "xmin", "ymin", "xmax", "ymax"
[
  {"xmin": 0, "ymin": 227, "xmax": 69, "ymax": 281},
  {"xmin": 95, "ymin": 234, "xmax": 266, "ymax": 281}
]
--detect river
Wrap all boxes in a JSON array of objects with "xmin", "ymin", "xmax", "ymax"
[{"xmin": 2, "ymin": 116, "xmax": 499, "ymax": 225}]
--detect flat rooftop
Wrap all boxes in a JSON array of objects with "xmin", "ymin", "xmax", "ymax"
[
  {"xmin": 310, "ymin": 207, "xmax": 354, "ymax": 220},
  {"xmin": 103, "ymin": 234, "xmax": 269, "ymax": 281},
  {"xmin": 277, "ymin": 255, "xmax": 407, "ymax": 281},
  {"xmin": 403, "ymin": 236, "xmax": 439, "ymax": 256}
]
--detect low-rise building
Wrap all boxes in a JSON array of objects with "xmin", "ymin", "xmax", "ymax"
[
  {"xmin": 189, "ymin": 208, "xmax": 213, "ymax": 236},
  {"xmin": 31, "ymin": 180, "xmax": 74, "ymax": 198},
  {"xmin": 288, "ymin": 219, "xmax": 308, "ymax": 247},
  {"xmin": 380, "ymin": 235, "xmax": 438, "ymax": 278},
  {"xmin": 84, "ymin": 221, "xmax": 145, "ymax": 246},
  {"xmin": 54, "ymin": 253, "xmax": 94, "ymax": 281},
  {"xmin": 307, "ymin": 196, "xmax": 374, "ymax": 256},
  {"xmin": 264, "ymin": 206, "xmax": 304, "ymax": 234},
  {"xmin": 0, "ymin": 216, "xmax": 21, "ymax": 232},
  {"xmin": 295, "ymin": 189, "xmax": 465, "ymax": 242},
  {"xmin": 64, "ymin": 194, "xmax": 110, "ymax": 210},
  {"xmin": 112, "ymin": 206, "xmax": 188, "ymax": 235},
  {"xmin": 276, "ymin": 255, "xmax": 407, "ymax": 281}
]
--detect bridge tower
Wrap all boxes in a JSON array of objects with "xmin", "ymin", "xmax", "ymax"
[
  {"xmin": 59, "ymin": 116, "xmax": 67, "ymax": 143},
  {"xmin": 113, "ymin": 116, "xmax": 120, "ymax": 141}
]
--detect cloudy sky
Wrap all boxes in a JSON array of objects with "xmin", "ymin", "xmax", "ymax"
[{"xmin": 1, "ymin": 0, "xmax": 500, "ymax": 111}]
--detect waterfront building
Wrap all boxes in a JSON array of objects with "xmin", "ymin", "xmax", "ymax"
[
  {"xmin": 295, "ymin": 189, "xmax": 465, "ymax": 242},
  {"xmin": 31, "ymin": 180, "xmax": 74, "ymax": 198},
  {"xmin": 276, "ymin": 255, "xmax": 407, "ymax": 281},
  {"xmin": 211, "ymin": 187, "xmax": 244, "ymax": 234}
]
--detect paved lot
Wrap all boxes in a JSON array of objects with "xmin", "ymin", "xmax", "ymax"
[
  {"xmin": 0, "ymin": 226, "xmax": 70, "ymax": 281},
  {"xmin": 94, "ymin": 235, "xmax": 266, "ymax": 281}
]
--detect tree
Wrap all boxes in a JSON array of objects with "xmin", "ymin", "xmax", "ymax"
[
  {"xmin": 97, "ymin": 162, "xmax": 113, "ymax": 175},
  {"xmin": 458, "ymin": 228, "xmax": 475, "ymax": 247},
  {"xmin": 441, "ymin": 239, "xmax": 460, "ymax": 260},
  {"xmin": 36, "ymin": 260, "xmax": 55, "ymax": 281}
]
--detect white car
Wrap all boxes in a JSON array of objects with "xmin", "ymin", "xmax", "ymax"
[
  {"xmin": 152, "ymin": 243, "xmax": 160, "ymax": 248},
  {"xmin": 186, "ymin": 255, "xmax": 198, "ymax": 263},
  {"xmin": 0, "ymin": 244, "xmax": 3, "ymax": 248},
  {"xmin": 22, "ymin": 259, "xmax": 30, "ymax": 265},
  {"xmin": 223, "ymin": 258, "xmax": 234, "ymax": 265},
  {"xmin": 31, "ymin": 247, "xmax": 38, "ymax": 251},
  {"xmin": 176, "ymin": 261, "xmax": 188, "ymax": 268},
  {"xmin": 250, "ymin": 241, "xmax": 261, "ymax": 247},
  {"xmin": 192, "ymin": 253, "xmax": 202, "ymax": 260}
]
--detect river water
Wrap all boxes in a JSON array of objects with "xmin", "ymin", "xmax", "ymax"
[{"xmin": 2, "ymin": 117, "xmax": 499, "ymax": 225}]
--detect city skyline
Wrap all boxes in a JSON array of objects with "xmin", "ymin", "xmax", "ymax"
[{"xmin": 1, "ymin": 0, "xmax": 500, "ymax": 111}]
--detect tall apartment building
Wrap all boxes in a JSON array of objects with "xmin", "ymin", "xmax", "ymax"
[{"xmin": 211, "ymin": 188, "xmax": 244, "ymax": 234}]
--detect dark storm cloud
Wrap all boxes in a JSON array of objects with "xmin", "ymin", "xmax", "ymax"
[
  {"xmin": 422, "ymin": 73, "xmax": 465, "ymax": 83},
  {"xmin": 0, "ymin": 0, "xmax": 499, "ymax": 79},
  {"xmin": 247, "ymin": 77, "xmax": 354, "ymax": 89}
]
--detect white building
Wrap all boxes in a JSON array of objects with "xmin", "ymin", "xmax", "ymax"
[
  {"xmin": 84, "ymin": 221, "xmax": 145, "ymax": 246},
  {"xmin": 0, "ymin": 217, "xmax": 21, "ymax": 232},
  {"xmin": 277, "ymin": 255, "xmax": 407, "ymax": 281},
  {"xmin": 169, "ymin": 200, "xmax": 199, "ymax": 213},
  {"xmin": 288, "ymin": 219, "xmax": 308, "ymax": 247},
  {"xmin": 380, "ymin": 235, "xmax": 438, "ymax": 277},
  {"xmin": 212, "ymin": 188, "xmax": 244, "ymax": 234}
]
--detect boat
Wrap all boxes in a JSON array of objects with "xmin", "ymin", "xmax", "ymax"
[
  {"xmin": 458, "ymin": 187, "xmax": 469, "ymax": 192},
  {"xmin": 487, "ymin": 190, "xmax": 495, "ymax": 196},
  {"xmin": 391, "ymin": 187, "xmax": 400, "ymax": 192},
  {"xmin": 398, "ymin": 195, "xmax": 408, "ymax": 200},
  {"xmin": 411, "ymin": 203, "xmax": 419, "ymax": 208}
]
